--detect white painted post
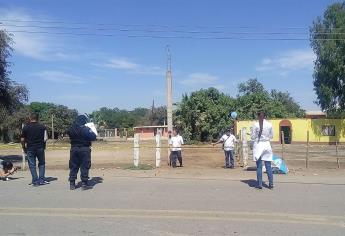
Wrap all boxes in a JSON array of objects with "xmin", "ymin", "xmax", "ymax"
[
  {"xmin": 133, "ymin": 133, "xmax": 140, "ymax": 167},
  {"xmin": 241, "ymin": 127, "xmax": 249, "ymax": 170},
  {"xmin": 155, "ymin": 130, "xmax": 162, "ymax": 168},
  {"xmin": 115, "ymin": 128, "xmax": 118, "ymax": 137},
  {"xmin": 22, "ymin": 152, "xmax": 26, "ymax": 171}
]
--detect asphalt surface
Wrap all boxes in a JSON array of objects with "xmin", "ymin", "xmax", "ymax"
[{"xmin": 0, "ymin": 169, "xmax": 344, "ymax": 236}]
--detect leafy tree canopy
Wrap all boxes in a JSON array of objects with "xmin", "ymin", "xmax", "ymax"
[
  {"xmin": 175, "ymin": 79, "xmax": 305, "ymax": 142},
  {"xmin": 310, "ymin": 2, "xmax": 345, "ymax": 116}
]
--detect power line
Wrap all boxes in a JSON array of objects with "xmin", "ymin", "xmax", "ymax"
[
  {"xmin": 4, "ymin": 23, "xmax": 345, "ymax": 36},
  {"xmin": 1, "ymin": 23, "xmax": 313, "ymax": 35},
  {"xmin": 0, "ymin": 18, "xmax": 310, "ymax": 30},
  {"xmin": 4, "ymin": 29, "xmax": 345, "ymax": 41}
]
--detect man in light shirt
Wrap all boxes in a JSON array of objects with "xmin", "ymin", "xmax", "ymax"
[
  {"xmin": 213, "ymin": 128, "xmax": 237, "ymax": 168},
  {"xmin": 169, "ymin": 128, "xmax": 184, "ymax": 168}
]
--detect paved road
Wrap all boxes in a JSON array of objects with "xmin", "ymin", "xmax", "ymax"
[{"xmin": 0, "ymin": 170, "xmax": 344, "ymax": 236}]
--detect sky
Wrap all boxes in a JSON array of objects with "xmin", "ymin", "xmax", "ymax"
[{"xmin": 0, "ymin": 0, "xmax": 340, "ymax": 113}]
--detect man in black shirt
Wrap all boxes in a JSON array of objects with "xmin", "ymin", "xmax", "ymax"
[
  {"xmin": 21, "ymin": 113, "xmax": 48, "ymax": 186},
  {"xmin": 67, "ymin": 115, "xmax": 96, "ymax": 190}
]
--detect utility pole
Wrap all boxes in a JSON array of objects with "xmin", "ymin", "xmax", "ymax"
[
  {"xmin": 51, "ymin": 114, "xmax": 55, "ymax": 140},
  {"xmin": 166, "ymin": 45, "xmax": 173, "ymax": 166},
  {"xmin": 166, "ymin": 45, "xmax": 173, "ymax": 134}
]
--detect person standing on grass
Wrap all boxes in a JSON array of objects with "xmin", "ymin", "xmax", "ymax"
[
  {"xmin": 169, "ymin": 128, "xmax": 184, "ymax": 168},
  {"xmin": 213, "ymin": 128, "xmax": 237, "ymax": 168},
  {"xmin": 67, "ymin": 115, "xmax": 97, "ymax": 190},
  {"xmin": 21, "ymin": 112, "xmax": 49, "ymax": 186},
  {"xmin": 251, "ymin": 111, "xmax": 274, "ymax": 190}
]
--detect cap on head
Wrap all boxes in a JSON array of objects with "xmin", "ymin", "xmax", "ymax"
[{"xmin": 76, "ymin": 115, "xmax": 88, "ymax": 125}]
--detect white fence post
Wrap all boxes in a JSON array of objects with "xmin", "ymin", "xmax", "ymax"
[
  {"xmin": 133, "ymin": 133, "xmax": 140, "ymax": 167},
  {"xmin": 156, "ymin": 131, "xmax": 162, "ymax": 168},
  {"xmin": 241, "ymin": 127, "xmax": 248, "ymax": 170},
  {"xmin": 22, "ymin": 152, "xmax": 26, "ymax": 171}
]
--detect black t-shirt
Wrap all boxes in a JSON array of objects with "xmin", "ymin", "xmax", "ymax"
[{"xmin": 21, "ymin": 122, "xmax": 46, "ymax": 150}]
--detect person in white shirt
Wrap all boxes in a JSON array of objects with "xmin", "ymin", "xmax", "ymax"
[
  {"xmin": 251, "ymin": 111, "xmax": 274, "ymax": 190},
  {"xmin": 213, "ymin": 128, "xmax": 237, "ymax": 168},
  {"xmin": 169, "ymin": 128, "xmax": 184, "ymax": 168}
]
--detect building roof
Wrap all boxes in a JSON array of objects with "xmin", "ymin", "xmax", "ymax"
[
  {"xmin": 133, "ymin": 125, "xmax": 168, "ymax": 129},
  {"xmin": 305, "ymin": 111, "xmax": 326, "ymax": 116}
]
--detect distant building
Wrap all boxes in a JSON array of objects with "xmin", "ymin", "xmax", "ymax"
[
  {"xmin": 133, "ymin": 125, "xmax": 168, "ymax": 139},
  {"xmin": 305, "ymin": 111, "xmax": 326, "ymax": 119},
  {"xmin": 237, "ymin": 118, "xmax": 345, "ymax": 144}
]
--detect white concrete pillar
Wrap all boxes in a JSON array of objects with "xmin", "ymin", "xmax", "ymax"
[
  {"xmin": 241, "ymin": 127, "xmax": 249, "ymax": 170},
  {"xmin": 133, "ymin": 133, "xmax": 140, "ymax": 167},
  {"xmin": 155, "ymin": 130, "xmax": 162, "ymax": 168}
]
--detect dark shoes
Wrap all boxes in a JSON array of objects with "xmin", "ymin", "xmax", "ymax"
[
  {"xmin": 70, "ymin": 181, "xmax": 76, "ymax": 190},
  {"xmin": 70, "ymin": 180, "xmax": 91, "ymax": 190},
  {"xmin": 256, "ymin": 184, "xmax": 274, "ymax": 190},
  {"xmin": 81, "ymin": 181, "xmax": 91, "ymax": 190},
  {"xmin": 30, "ymin": 180, "xmax": 49, "ymax": 187}
]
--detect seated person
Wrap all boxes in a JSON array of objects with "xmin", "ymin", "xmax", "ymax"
[{"xmin": 0, "ymin": 160, "xmax": 18, "ymax": 181}]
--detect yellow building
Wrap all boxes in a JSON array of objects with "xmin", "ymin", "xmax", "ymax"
[{"xmin": 237, "ymin": 118, "xmax": 345, "ymax": 144}]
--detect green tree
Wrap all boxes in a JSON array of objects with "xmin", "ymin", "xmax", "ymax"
[
  {"xmin": 175, "ymin": 80, "xmax": 305, "ymax": 142},
  {"xmin": 236, "ymin": 79, "xmax": 271, "ymax": 119},
  {"xmin": 270, "ymin": 90, "xmax": 305, "ymax": 118},
  {"xmin": 0, "ymin": 30, "xmax": 29, "ymax": 142},
  {"xmin": 175, "ymin": 87, "xmax": 236, "ymax": 142},
  {"xmin": 90, "ymin": 107, "xmax": 150, "ymax": 129},
  {"xmin": 141, "ymin": 106, "xmax": 167, "ymax": 126},
  {"xmin": 28, "ymin": 102, "xmax": 78, "ymax": 138},
  {"xmin": 236, "ymin": 79, "xmax": 304, "ymax": 119},
  {"xmin": 310, "ymin": 2, "xmax": 345, "ymax": 115}
]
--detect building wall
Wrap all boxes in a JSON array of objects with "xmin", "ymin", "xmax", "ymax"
[
  {"xmin": 134, "ymin": 127, "xmax": 168, "ymax": 139},
  {"xmin": 237, "ymin": 118, "xmax": 345, "ymax": 144}
]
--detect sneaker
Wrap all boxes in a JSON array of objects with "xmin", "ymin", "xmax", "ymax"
[
  {"xmin": 29, "ymin": 182, "xmax": 40, "ymax": 187},
  {"xmin": 39, "ymin": 180, "xmax": 50, "ymax": 185},
  {"xmin": 268, "ymin": 184, "xmax": 274, "ymax": 190},
  {"xmin": 256, "ymin": 186, "xmax": 263, "ymax": 190}
]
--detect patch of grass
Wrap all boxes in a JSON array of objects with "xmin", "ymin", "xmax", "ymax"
[{"xmin": 123, "ymin": 164, "xmax": 154, "ymax": 170}]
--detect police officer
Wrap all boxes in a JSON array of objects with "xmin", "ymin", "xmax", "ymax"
[{"xmin": 67, "ymin": 115, "xmax": 96, "ymax": 190}]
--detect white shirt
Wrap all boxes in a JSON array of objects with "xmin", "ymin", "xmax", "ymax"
[
  {"xmin": 251, "ymin": 119, "xmax": 274, "ymax": 161},
  {"xmin": 169, "ymin": 135, "xmax": 184, "ymax": 151},
  {"xmin": 220, "ymin": 134, "xmax": 237, "ymax": 151}
]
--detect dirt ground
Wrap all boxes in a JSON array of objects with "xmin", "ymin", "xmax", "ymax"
[{"xmin": 0, "ymin": 141, "xmax": 344, "ymax": 175}]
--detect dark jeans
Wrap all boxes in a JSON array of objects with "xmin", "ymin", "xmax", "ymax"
[
  {"xmin": 27, "ymin": 148, "xmax": 46, "ymax": 184},
  {"xmin": 224, "ymin": 150, "xmax": 234, "ymax": 168},
  {"xmin": 171, "ymin": 151, "xmax": 182, "ymax": 168},
  {"xmin": 69, "ymin": 147, "xmax": 91, "ymax": 182},
  {"xmin": 256, "ymin": 158, "xmax": 273, "ymax": 188},
  {"xmin": 177, "ymin": 151, "xmax": 182, "ymax": 166}
]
